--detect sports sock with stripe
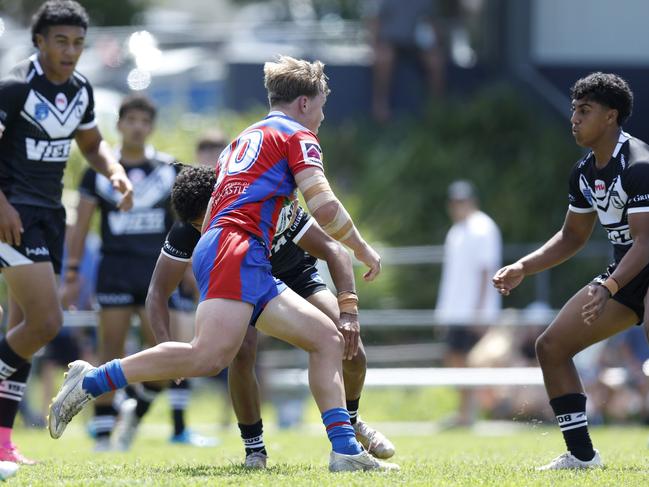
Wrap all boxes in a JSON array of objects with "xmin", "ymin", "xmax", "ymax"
[
  {"xmin": 238, "ymin": 419, "xmax": 267, "ymax": 456},
  {"xmin": 0, "ymin": 339, "xmax": 29, "ymax": 444},
  {"xmin": 82, "ymin": 359, "xmax": 128, "ymax": 398},
  {"xmin": 346, "ymin": 397, "xmax": 360, "ymax": 425},
  {"xmin": 322, "ymin": 407, "xmax": 362, "ymax": 455},
  {"xmin": 0, "ymin": 362, "xmax": 30, "ymax": 446},
  {"xmin": 550, "ymin": 393, "xmax": 595, "ymax": 461}
]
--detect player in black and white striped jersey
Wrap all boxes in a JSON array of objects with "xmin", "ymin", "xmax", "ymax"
[{"xmin": 0, "ymin": 1, "xmax": 132, "ymax": 464}]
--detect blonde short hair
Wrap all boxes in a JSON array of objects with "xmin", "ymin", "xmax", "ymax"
[{"xmin": 264, "ymin": 55, "xmax": 330, "ymax": 106}]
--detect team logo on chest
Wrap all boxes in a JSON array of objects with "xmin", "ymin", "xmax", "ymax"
[
  {"xmin": 35, "ymin": 103, "xmax": 49, "ymax": 121},
  {"xmin": 594, "ymin": 179, "xmax": 606, "ymax": 198},
  {"xmin": 55, "ymin": 93, "xmax": 68, "ymax": 111}
]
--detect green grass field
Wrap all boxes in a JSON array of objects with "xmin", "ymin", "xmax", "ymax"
[{"xmin": 7, "ymin": 384, "xmax": 649, "ymax": 486}]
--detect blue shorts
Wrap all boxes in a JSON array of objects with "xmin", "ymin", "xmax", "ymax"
[{"xmin": 192, "ymin": 226, "xmax": 286, "ymax": 326}]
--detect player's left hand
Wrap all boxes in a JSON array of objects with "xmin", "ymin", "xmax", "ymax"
[
  {"xmin": 338, "ymin": 312, "xmax": 360, "ymax": 360},
  {"xmin": 111, "ymin": 171, "xmax": 134, "ymax": 211},
  {"xmin": 354, "ymin": 243, "xmax": 381, "ymax": 281},
  {"xmin": 582, "ymin": 283, "xmax": 610, "ymax": 325}
]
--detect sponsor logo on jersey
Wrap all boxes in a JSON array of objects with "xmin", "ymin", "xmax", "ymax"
[
  {"xmin": 631, "ymin": 193, "xmax": 649, "ymax": 203},
  {"xmin": 107, "ymin": 208, "xmax": 166, "ymax": 235},
  {"xmin": 583, "ymin": 187, "xmax": 593, "ymax": 205},
  {"xmin": 300, "ymin": 140, "xmax": 323, "ymax": 167},
  {"xmin": 594, "ymin": 179, "xmax": 606, "ymax": 197},
  {"xmin": 25, "ymin": 137, "xmax": 71, "ymax": 162},
  {"xmin": 220, "ymin": 181, "xmax": 249, "ymax": 197},
  {"xmin": 607, "ymin": 226, "xmax": 632, "ymax": 245},
  {"xmin": 25, "ymin": 246, "xmax": 49, "ymax": 257},
  {"xmin": 55, "ymin": 93, "xmax": 68, "ymax": 111},
  {"xmin": 35, "ymin": 102, "xmax": 49, "ymax": 121}
]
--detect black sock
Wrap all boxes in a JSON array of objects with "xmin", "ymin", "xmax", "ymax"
[
  {"xmin": 169, "ymin": 381, "xmax": 190, "ymax": 436},
  {"xmin": 0, "ymin": 339, "xmax": 26, "ymax": 381},
  {"xmin": 346, "ymin": 397, "xmax": 360, "ymax": 425},
  {"xmin": 238, "ymin": 420, "xmax": 266, "ymax": 456},
  {"xmin": 549, "ymin": 393, "xmax": 595, "ymax": 461},
  {"xmin": 93, "ymin": 404, "xmax": 117, "ymax": 439},
  {"xmin": 133, "ymin": 383, "xmax": 163, "ymax": 419},
  {"xmin": 0, "ymin": 362, "xmax": 31, "ymax": 429}
]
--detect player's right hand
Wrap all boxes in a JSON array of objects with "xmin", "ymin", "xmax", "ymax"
[
  {"xmin": 0, "ymin": 200, "xmax": 23, "ymax": 246},
  {"xmin": 354, "ymin": 243, "xmax": 381, "ymax": 281},
  {"xmin": 111, "ymin": 171, "xmax": 134, "ymax": 211},
  {"xmin": 492, "ymin": 262, "xmax": 525, "ymax": 296}
]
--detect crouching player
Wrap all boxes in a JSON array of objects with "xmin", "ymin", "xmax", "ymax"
[
  {"xmin": 111, "ymin": 165, "xmax": 395, "ymax": 466},
  {"xmin": 49, "ymin": 56, "xmax": 398, "ymax": 472}
]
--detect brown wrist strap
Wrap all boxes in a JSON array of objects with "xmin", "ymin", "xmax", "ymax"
[
  {"xmin": 337, "ymin": 291, "xmax": 359, "ymax": 315},
  {"xmin": 602, "ymin": 277, "xmax": 619, "ymax": 296}
]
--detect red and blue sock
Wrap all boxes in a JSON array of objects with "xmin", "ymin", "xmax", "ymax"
[
  {"xmin": 322, "ymin": 407, "xmax": 362, "ymax": 455},
  {"xmin": 82, "ymin": 359, "xmax": 128, "ymax": 398}
]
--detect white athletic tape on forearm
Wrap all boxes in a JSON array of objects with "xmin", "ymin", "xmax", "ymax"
[
  {"xmin": 322, "ymin": 206, "xmax": 354, "ymax": 242},
  {"xmin": 301, "ymin": 173, "xmax": 336, "ymax": 212}
]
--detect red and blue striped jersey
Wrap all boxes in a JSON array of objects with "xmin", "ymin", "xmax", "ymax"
[{"xmin": 207, "ymin": 111, "xmax": 324, "ymax": 249}]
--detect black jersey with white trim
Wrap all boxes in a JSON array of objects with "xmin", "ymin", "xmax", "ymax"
[
  {"xmin": 568, "ymin": 131, "xmax": 649, "ymax": 263},
  {"xmin": 162, "ymin": 206, "xmax": 314, "ymax": 275},
  {"xmin": 270, "ymin": 206, "xmax": 315, "ymax": 275},
  {"xmin": 0, "ymin": 55, "xmax": 96, "ymax": 209},
  {"xmin": 80, "ymin": 147, "xmax": 179, "ymax": 258}
]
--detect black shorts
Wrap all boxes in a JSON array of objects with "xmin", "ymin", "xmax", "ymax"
[
  {"xmin": 96, "ymin": 254, "xmax": 158, "ymax": 308},
  {"xmin": 0, "ymin": 204, "xmax": 65, "ymax": 274},
  {"xmin": 42, "ymin": 329, "xmax": 81, "ymax": 367},
  {"xmin": 446, "ymin": 327, "xmax": 483, "ymax": 353},
  {"xmin": 594, "ymin": 262, "xmax": 649, "ymax": 322},
  {"xmin": 276, "ymin": 258, "xmax": 327, "ymax": 300}
]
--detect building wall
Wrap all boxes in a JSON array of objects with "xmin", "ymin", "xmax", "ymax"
[{"xmin": 532, "ymin": 0, "xmax": 649, "ymax": 65}]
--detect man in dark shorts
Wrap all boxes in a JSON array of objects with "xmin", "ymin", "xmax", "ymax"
[
  {"xmin": 61, "ymin": 94, "xmax": 176, "ymax": 451},
  {"xmin": 0, "ymin": 0, "xmax": 132, "ymax": 463},
  {"xmin": 116, "ymin": 165, "xmax": 395, "ymax": 468},
  {"xmin": 494, "ymin": 72, "xmax": 649, "ymax": 470}
]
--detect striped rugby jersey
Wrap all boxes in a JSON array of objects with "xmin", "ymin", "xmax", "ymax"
[{"xmin": 207, "ymin": 111, "xmax": 324, "ymax": 248}]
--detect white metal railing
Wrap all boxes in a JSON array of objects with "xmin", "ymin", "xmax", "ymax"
[
  {"xmin": 267, "ymin": 367, "xmax": 546, "ymax": 390},
  {"xmin": 61, "ymin": 307, "xmax": 557, "ymax": 329}
]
